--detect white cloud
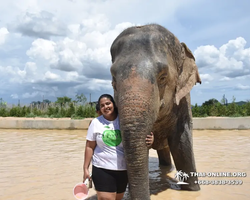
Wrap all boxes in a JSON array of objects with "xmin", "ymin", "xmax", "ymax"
[
  {"xmin": 24, "ymin": 19, "xmax": 134, "ymax": 78},
  {"xmin": 80, "ymin": 14, "xmax": 111, "ymax": 33},
  {"xmin": 22, "ymin": 91, "xmax": 39, "ymax": 99},
  {"xmin": 15, "ymin": 62, "xmax": 38, "ymax": 83},
  {"xmin": 11, "ymin": 94, "xmax": 19, "ymax": 99},
  {"xmin": 200, "ymin": 74, "xmax": 214, "ymax": 82},
  {"xmin": 88, "ymin": 79, "xmax": 112, "ymax": 91},
  {"xmin": 0, "ymin": 27, "xmax": 9, "ymax": 45},
  {"xmin": 220, "ymin": 77, "xmax": 231, "ymax": 81},
  {"xmin": 26, "ymin": 38, "xmax": 56, "ymax": 60},
  {"xmin": 194, "ymin": 37, "xmax": 250, "ymax": 78},
  {"xmin": 236, "ymin": 84, "xmax": 250, "ymax": 90},
  {"xmin": 0, "ymin": 65, "xmax": 16, "ymax": 76},
  {"xmin": 0, "ymin": 0, "xmax": 249, "ymax": 106},
  {"xmin": 195, "ymin": 45, "xmax": 220, "ymax": 66},
  {"xmin": 65, "ymin": 71, "xmax": 79, "ymax": 81},
  {"xmin": 8, "ymin": 11, "xmax": 68, "ymax": 39},
  {"xmin": 44, "ymin": 71, "xmax": 60, "ymax": 81}
]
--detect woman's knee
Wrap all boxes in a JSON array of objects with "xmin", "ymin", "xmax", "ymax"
[{"xmin": 97, "ymin": 191, "xmax": 116, "ymax": 200}]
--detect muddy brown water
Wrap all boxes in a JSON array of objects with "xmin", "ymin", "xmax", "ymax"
[{"xmin": 0, "ymin": 129, "xmax": 249, "ymax": 200}]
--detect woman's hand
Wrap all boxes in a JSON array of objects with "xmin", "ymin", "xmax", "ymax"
[
  {"xmin": 83, "ymin": 168, "xmax": 91, "ymax": 183},
  {"xmin": 146, "ymin": 132, "xmax": 154, "ymax": 148}
]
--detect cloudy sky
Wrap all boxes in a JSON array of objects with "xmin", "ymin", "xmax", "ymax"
[{"xmin": 0, "ymin": 0, "xmax": 249, "ymax": 106}]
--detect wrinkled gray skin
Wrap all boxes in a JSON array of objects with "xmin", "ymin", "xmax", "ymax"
[{"xmin": 110, "ymin": 24, "xmax": 201, "ymax": 200}]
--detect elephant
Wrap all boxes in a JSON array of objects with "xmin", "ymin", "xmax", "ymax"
[{"xmin": 110, "ymin": 24, "xmax": 201, "ymax": 199}]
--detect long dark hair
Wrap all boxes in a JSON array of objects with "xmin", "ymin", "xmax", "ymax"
[{"xmin": 98, "ymin": 94, "xmax": 118, "ymax": 115}]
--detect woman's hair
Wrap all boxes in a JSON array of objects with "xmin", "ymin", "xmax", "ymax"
[
  {"xmin": 95, "ymin": 103, "xmax": 100, "ymax": 112},
  {"xmin": 98, "ymin": 94, "xmax": 118, "ymax": 114}
]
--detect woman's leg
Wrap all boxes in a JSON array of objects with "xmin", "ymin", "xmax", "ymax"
[
  {"xmin": 115, "ymin": 192, "xmax": 125, "ymax": 200},
  {"xmin": 96, "ymin": 191, "xmax": 124, "ymax": 200},
  {"xmin": 96, "ymin": 191, "xmax": 116, "ymax": 200},
  {"xmin": 92, "ymin": 166, "xmax": 127, "ymax": 200},
  {"xmin": 93, "ymin": 166, "xmax": 117, "ymax": 200}
]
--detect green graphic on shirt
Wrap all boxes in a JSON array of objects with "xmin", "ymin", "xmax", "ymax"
[{"xmin": 102, "ymin": 129, "xmax": 122, "ymax": 147}]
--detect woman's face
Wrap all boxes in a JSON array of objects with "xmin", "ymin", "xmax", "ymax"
[{"xmin": 99, "ymin": 97, "xmax": 116, "ymax": 120}]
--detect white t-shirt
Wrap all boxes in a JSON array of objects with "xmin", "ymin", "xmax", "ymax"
[{"xmin": 87, "ymin": 115, "xmax": 127, "ymax": 170}]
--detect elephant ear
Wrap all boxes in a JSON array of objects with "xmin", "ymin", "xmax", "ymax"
[{"xmin": 175, "ymin": 42, "xmax": 201, "ymax": 105}]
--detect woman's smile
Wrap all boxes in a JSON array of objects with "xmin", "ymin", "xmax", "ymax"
[{"xmin": 99, "ymin": 97, "xmax": 117, "ymax": 121}]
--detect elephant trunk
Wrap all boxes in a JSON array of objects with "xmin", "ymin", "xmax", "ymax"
[{"xmin": 117, "ymin": 76, "xmax": 159, "ymax": 199}]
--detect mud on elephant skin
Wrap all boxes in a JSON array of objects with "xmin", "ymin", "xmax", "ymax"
[{"xmin": 110, "ymin": 24, "xmax": 201, "ymax": 199}]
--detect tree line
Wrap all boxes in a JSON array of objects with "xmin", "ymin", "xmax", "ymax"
[
  {"xmin": 0, "ymin": 95, "xmax": 249, "ymax": 118},
  {"xmin": 192, "ymin": 96, "xmax": 250, "ymax": 117},
  {"xmin": 0, "ymin": 94, "xmax": 97, "ymax": 118}
]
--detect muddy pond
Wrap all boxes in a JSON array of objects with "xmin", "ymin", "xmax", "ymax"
[{"xmin": 0, "ymin": 129, "xmax": 249, "ymax": 200}]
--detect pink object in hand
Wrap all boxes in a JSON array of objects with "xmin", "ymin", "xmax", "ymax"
[{"xmin": 73, "ymin": 182, "xmax": 89, "ymax": 200}]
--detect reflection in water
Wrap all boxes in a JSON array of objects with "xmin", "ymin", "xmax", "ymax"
[{"xmin": 0, "ymin": 129, "xmax": 249, "ymax": 200}]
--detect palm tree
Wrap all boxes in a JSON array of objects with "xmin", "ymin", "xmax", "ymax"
[
  {"xmin": 175, "ymin": 170, "xmax": 183, "ymax": 182},
  {"xmin": 182, "ymin": 172, "xmax": 189, "ymax": 182}
]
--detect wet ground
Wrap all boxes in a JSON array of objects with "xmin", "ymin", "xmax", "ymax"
[{"xmin": 0, "ymin": 129, "xmax": 249, "ymax": 200}]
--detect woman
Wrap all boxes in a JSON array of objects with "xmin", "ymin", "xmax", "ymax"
[{"xmin": 83, "ymin": 94, "xmax": 154, "ymax": 200}]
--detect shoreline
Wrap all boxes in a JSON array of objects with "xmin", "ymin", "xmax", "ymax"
[{"xmin": 0, "ymin": 117, "xmax": 250, "ymax": 130}]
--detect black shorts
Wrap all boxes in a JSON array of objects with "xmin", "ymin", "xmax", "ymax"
[{"xmin": 92, "ymin": 165, "xmax": 128, "ymax": 193}]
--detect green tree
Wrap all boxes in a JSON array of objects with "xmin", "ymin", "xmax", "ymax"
[
  {"xmin": 21, "ymin": 106, "xmax": 28, "ymax": 117},
  {"xmin": 0, "ymin": 107, "xmax": 8, "ymax": 117},
  {"xmin": 246, "ymin": 101, "xmax": 250, "ymax": 115},
  {"xmin": 200, "ymin": 105, "xmax": 209, "ymax": 117},
  {"xmin": 43, "ymin": 99, "xmax": 51, "ymax": 104},
  {"xmin": 56, "ymin": 96, "xmax": 72, "ymax": 107},
  {"xmin": 33, "ymin": 107, "xmax": 42, "ymax": 116},
  {"xmin": 75, "ymin": 93, "xmax": 87, "ymax": 105},
  {"xmin": 227, "ymin": 96, "xmax": 238, "ymax": 116},
  {"xmin": 202, "ymin": 98, "xmax": 219, "ymax": 107},
  {"xmin": 209, "ymin": 103, "xmax": 219, "ymax": 116},
  {"xmin": 47, "ymin": 106, "xmax": 55, "ymax": 116},
  {"xmin": 66, "ymin": 102, "xmax": 75, "ymax": 117},
  {"xmin": 76, "ymin": 105, "xmax": 84, "ymax": 117},
  {"xmin": 0, "ymin": 98, "xmax": 7, "ymax": 108},
  {"xmin": 9, "ymin": 106, "xmax": 21, "ymax": 117},
  {"xmin": 60, "ymin": 107, "xmax": 66, "ymax": 117},
  {"xmin": 217, "ymin": 103, "xmax": 227, "ymax": 116}
]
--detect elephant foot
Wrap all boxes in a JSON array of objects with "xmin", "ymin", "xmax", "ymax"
[
  {"xmin": 181, "ymin": 183, "xmax": 200, "ymax": 191},
  {"xmin": 180, "ymin": 176, "xmax": 200, "ymax": 191}
]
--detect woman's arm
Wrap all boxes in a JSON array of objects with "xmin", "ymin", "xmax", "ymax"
[{"xmin": 83, "ymin": 140, "xmax": 96, "ymax": 182}]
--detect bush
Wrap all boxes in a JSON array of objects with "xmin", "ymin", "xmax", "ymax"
[
  {"xmin": 0, "ymin": 107, "xmax": 8, "ymax": 117},
  {"xmin": 1, "ymin": 96, "xmax": 249, "ymax": 118},
  {"xmin": 25, "ymin": 113, "xmax": 36, "ymax": 118},
  {"xmin": 9, "ymin": 106, "xmax": 22, "ymax": 117},
  {"xmin": 75, "ymin": 105, "xmax": 84, "ymax": 118},
  {"xmin": 66, "ymin": 103, "xmax": 75, "ymax": 117}
]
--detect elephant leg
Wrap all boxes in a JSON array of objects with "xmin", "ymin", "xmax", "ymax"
[
  {"xmin": 157, "ymin": 146, "xmax": 174, "ymax": 173},
  {"xmin": 168, "ymin": 125, "xmax": 200, "ymax": 191},
  {"xmin": 157, "ymin": 146, "xmax": 172, "ymax": 166}
]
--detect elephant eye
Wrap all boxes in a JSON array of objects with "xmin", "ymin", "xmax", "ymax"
[{"xmin": 158, "ymin": 74, "xmax": 167, "ymax": 87}]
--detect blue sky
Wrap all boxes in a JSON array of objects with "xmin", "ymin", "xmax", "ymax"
[{"xmin": 0, "ymin": 0, "xmax": 249, "ymax": 106}]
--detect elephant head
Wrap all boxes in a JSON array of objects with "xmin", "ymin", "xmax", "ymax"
[{"xmin": 110, "ymin": 24, "xmax": 201, "ymax": 199}]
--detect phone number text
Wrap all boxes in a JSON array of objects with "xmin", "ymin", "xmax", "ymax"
[{"xmin": 194, "ymin": 180, "xmax": 243, "ymax": 185}]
